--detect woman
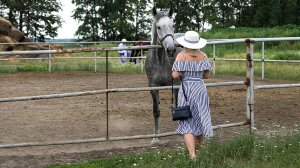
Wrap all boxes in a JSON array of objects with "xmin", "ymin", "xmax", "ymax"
[{"xmin": 172, "ymin": 31, "xmax": 213, "ymax": 160}]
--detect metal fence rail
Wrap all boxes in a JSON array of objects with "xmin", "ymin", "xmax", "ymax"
[
  {"xmin": 255, "ymin": 83, "xmax": 300, "ymax": 89},
  {"xmin": 1, "ymin": 122, "xmax": 250, "ymax": 148},
  {"xmin": 0, "ymin": 81, "xmax": 245, "ymax": 103}
]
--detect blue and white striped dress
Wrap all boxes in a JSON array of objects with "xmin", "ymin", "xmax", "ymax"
[{"xmin": 172, "ymin": 59, "xmax": 213, "ymax": 137}]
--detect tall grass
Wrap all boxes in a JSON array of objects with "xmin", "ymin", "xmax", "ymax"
[
  {"xmin": 47, "ymin": 130, "xmax": 300, "ymax": 168},
  {"xmin": 202, "ymin": 25, "xmax": 300, "ymax": 39},
  {"xmin": 0, "ymin": 59, "xmax": 143, "ymax": 74},
  {"xmin": 214, "ymin": 61, "xmax": 300, "ymax": 81}
]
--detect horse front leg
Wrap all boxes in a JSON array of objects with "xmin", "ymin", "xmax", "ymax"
[{"xmin": 150, "ymin": 90, "xmax": 160, "ymax": 145}]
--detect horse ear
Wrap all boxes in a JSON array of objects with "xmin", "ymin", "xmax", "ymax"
[
  {"xmin": 168, "ymin": 7, "xmax": 173, "ymax": 17},
  {"xmin": 153, "ymin": 6, "xmax": 157, "ymax": 15}
]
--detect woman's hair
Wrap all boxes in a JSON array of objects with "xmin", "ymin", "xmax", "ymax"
[{"xmin": 184, "ymin": 48, "xmax": 199, "ymax": 57}]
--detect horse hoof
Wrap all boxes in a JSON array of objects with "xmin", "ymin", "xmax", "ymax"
[{"xmin": 151, "ymin": 138, "xmax": 159, "ymax": 145}]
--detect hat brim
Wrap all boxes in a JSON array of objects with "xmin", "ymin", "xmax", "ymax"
[{"xmin": 176, "ymin": 36, "xmax": 207, "ymax": 49}]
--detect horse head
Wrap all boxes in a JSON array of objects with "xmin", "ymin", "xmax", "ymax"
[{"xmin": 152, "ymin": 7, "xmax": 176, "ymax": 56}]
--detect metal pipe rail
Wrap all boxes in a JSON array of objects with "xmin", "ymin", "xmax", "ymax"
[
  {"xmin": 0, "ymin": 45, "xmax": 162, "ymax": 56},
  {"xmin": 255, "ymin": 83, "xmax": 300, "ymax": 89},
  {"xmin": 207, "ymin": 37, "xmax": 300, "ymax": 44},
  {"xmin": 0, "ymin": 37, "xmax": 299, "ymax": 46},
  {"xmin": 0, "ymin": 81, "xmax": 245, "ymax": 103},
  {"xmin": 212, "ymin": 58, "xmax": 300, "ymax": 63},
  {"xmin": 0, "ymin": 56, "xmax": 148, "ymax": 61},
  {"xmin": 1, "ymin": 57, "xmax": 299, "ymax": 63},
  {"xmin": 0, "ymin": 40, "xmax": 152, "ymax": 45},
  {"xmin": 0, "ymin": 121, "xmax": 248, "ymax": 148}
]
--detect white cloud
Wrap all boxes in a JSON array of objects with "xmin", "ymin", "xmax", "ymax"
[{"xmin": 56, "ymin": 0, "xmax": 77, "ymax": 39}]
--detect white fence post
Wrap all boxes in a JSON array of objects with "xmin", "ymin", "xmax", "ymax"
[
  {"xmin": 105, "ymin": 51, "xmax": 109, "ymax": 140},
  {"xmin": 94, "ymin": 43, "xmax": 97, "ymax": 72},
  {"xmin": 48, "ymin": 44, "xmax": 52, "ymax": 72},
  {"xmin": 262, "ymin": 41, "xmax": 265, "ymax": 80},
  {"xmin": 213, "ymin": 44, "xmax": 216, "ymax": 75}
]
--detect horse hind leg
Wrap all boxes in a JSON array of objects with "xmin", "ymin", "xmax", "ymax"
[{"xmin": 150, "ymin": 90, "xmax": 160, "ymax": 145}]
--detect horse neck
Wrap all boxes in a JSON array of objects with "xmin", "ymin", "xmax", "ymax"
[
  {"xmin": 151, "ymin": 26, "xmax": 170, "ymax": 65},
  {"xmin": 151, "ymin": 24, "xmax": 158, "ymax": 45}
]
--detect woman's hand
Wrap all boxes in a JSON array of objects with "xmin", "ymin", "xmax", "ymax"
[{"xmin": 172, "ymin": 71, "xmax": 181, "ymax": 79}]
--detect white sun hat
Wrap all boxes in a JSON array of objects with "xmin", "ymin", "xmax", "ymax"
[
  {"xmin": 176, "ymin": 31, "xmax": 207, "ymax": 49},
  {"xmin": 121, "ymin": 39, "xmax": 127, "ymax": 42}
]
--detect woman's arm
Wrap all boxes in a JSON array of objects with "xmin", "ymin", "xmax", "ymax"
[
  {"xmin": 172, "ymin": 52, "xmax": 184, "ymax": 79},
  {"xmin": 172, "ymin": 71, "xmax": 181, "ymax": 79}
]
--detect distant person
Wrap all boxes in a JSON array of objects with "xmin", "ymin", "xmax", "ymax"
[
  {"xmin": 130, "ymin": 35, "xmax": 150, "ymax": 64},
  {"xmin": 118, "ymin": 39, "xmax": 131, "ymax": 63},
  {"xmin": 172, "ymin": 30, "xmax": 213, "ymax": 160}
]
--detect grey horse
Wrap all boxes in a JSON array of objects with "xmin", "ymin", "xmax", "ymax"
[{"xmin": 145, "ymin": 7, "xmax": 183, "ymax": 144}]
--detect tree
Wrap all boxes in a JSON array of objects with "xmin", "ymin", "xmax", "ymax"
[
  {"xmin": 296, "ymin": 0, "xmax": 300, "ymax": 25},
  {"xmin": 72, "ymin": 0, "xmax": 101, "ymax": 41},
  {"xmin": 231, "ymin": 0, "xmax": 250, "ymax": 27},
  {"xmin": 0, "ymin": 0, "xmax": 62, "ymax": 40},
  {"xmin": 173, "ymin": 0, "xmax": 199, "ymax": 32},
  {"xmin": 132, "ymin": 0, "xmax": 152, "ymax": 40},
  {"xmin": 72, "ymin": 0, "xmax": 151, "ymax": 41}
]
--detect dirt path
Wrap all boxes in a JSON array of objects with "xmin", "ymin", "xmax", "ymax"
[{"xmin": 0, "ymin": 72, "xmax": 299, "ymax": 168}]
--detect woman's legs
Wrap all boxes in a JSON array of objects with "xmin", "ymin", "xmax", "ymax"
[{"xmin": 183, "ymin": 134, "xmax": 196, "ymax": 159}]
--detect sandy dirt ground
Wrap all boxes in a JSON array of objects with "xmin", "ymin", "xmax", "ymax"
[{"xmin": 0, "ymin": 72, "xmax": 299, "ymax": 168}]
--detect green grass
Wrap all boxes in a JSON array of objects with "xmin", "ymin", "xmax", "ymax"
[
  {"xmin": 213, "ymin": 60, "xmax": 300, "ymax": 81},
  {"xmin": 0, "ymin": 59, "xmax": 144, "ymax": 74},
  {"xmin": 202, "ymin": 25, "xmax": 300, "ymax": 39},
  {"xmin": 47, "ymin": 131, "xmax": 300, "ymax": 168}
]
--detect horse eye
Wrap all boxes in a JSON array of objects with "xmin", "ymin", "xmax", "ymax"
[{"xmin": 157, "ymin": 26, "xmax": 161, "ymax": 29}]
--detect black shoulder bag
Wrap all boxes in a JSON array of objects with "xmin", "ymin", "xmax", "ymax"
[{"xmin": 171, "ymin": 77, "xmax": 193, "ymax": 121}]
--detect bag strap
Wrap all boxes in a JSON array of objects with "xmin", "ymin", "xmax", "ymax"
[
  {"xmin": 172, "ymin": 76, "xmax": 188, "ymax": 107},
  {"xmin": 180, "ymin": 76, "xmax": 188, "ymax": 102}
]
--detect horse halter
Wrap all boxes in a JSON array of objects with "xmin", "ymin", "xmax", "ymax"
[
  {"xmin": 158, "ymin": 34, "xmax": 174, "ymax": 46},
  {"xmin": 158, "ymin": 34, "xmax": 176, "ymax": 56}
]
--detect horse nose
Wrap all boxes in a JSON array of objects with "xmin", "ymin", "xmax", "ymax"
[
  {"xmin": 166, "ymin": 45, "xmax": 175, "ymax": 55},
  {"xmin": 167, "ymin": 45, "xmax": 176, "ymax": 55}
]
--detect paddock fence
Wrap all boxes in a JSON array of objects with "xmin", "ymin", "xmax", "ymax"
[
  {"xmin": 0, "ymin": 38, "xmax": 299, "ymax": 148},
  {"xmin": 1, "ymin": 37, "xmax": 300, "ymax": 76}
]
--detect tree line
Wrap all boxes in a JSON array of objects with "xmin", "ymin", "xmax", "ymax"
[{"xmin": 0, "ymin": 0, "xmax": 299, "ymax": 41}]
